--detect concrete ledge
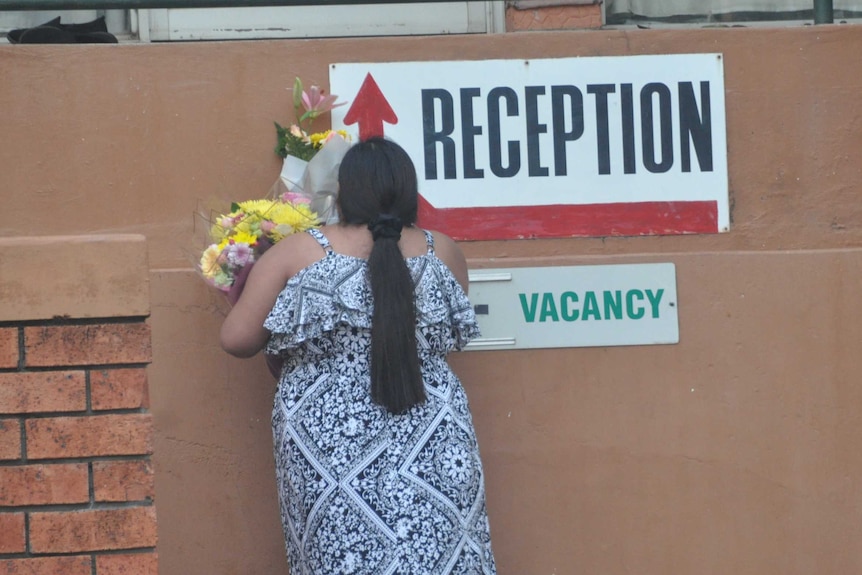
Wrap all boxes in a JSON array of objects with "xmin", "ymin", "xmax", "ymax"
[{"xmin": 0, "ymin": 235, "xmax": 149, "ymax": 321}]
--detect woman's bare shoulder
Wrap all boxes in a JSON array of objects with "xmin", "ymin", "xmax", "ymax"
[
  {"xmin": 427, "ymin": 229, "xmax": 469, "ymax": 293},
  {"xmin": 264, "ymin": 229, "xmax": 326, "ymax": 276}
]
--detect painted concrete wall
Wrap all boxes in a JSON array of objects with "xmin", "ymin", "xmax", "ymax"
[{"xmin": 2, "ymin": 24, "xmax": 861, "ymax": 574}]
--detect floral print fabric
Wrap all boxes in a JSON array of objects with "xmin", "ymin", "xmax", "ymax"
[{"xmin": 264, "ymin": 228, "xmax": 497, "ymax": 575}]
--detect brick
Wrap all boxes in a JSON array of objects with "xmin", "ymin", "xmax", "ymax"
[
  {"xmin": 0, "ymin": 372, "xmax": 86, "ymax": 414},
  {"xmin": 91, "ymin": 368, "xmax": 149, "ymax": 411},
  {"xmin": 95, "ymin": 552, "xmax": 159, "ymax": 575},
  {"xmin": 0, "ymin": 556, "xmax": 92, "ymax": 575},
  {"xmin": 507, "ymin": 3, "xmax": 602, "ymax": 30},
  {"xmin": 25, "ymin": 414, "xmax": 152, "ymax": 460},
  {"xmin": 0, "ymin": 513, "xmax": 25, "ymax": 553},
  {"xmin": 0, "ymin": 463, "xmax": 89, "ymax": 506},
  {"xmin": 24, "ymin": 324, "xmax": 152, "ymax": 368},
  {"xmin": 29, "ymin": 506, "xmax": 157, "ymax": 553},
  {"xmin": 0, "ymin": 328, "xmax": 17, "ymax": 369},
  {"xmin": 0, "ymin": 419, "xmax": 21, "ymax": 461},
  {"xmin": 93, "ymin": 460, "xmax": 154, "ymax": 502}
]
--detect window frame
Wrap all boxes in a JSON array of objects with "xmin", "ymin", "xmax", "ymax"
[
  {"xmin": 602, "ymin": 0, "xmax": 862, "ymax": 27},
  {"xmin": 137, "ymin": 1, "xmax": 505, "ymax": 42}
]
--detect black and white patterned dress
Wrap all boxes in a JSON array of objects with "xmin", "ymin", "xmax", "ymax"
[{"xmin": 263, "ymin": 228, "xmax": 497, "ymax": 575}]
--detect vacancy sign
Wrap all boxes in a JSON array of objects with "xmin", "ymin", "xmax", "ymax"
[
  {"xmin": 465, "ymin": 263, "xmax": 679, "ymax": 351},
  {"xmin": 329, "ymin": 54, "xmax": 728, "ymax": 240}
]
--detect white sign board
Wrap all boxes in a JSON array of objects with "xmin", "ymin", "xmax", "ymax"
[
  {"xmin": 330, "ymin": 55, "xmax": 728, "ymax": 240},
  {"xmin": 465, "ymin": 263, "xmax": 679, "ymax": 351}
]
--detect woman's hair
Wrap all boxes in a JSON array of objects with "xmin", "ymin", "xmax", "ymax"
[{"xmin": 337, "ymin": 137, "xmax": 424, "ymax": 414}]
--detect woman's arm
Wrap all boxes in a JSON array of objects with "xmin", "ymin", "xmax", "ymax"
[{"xmin": 219, "ymin": 233, "xmax": 307, "ymax": 357}]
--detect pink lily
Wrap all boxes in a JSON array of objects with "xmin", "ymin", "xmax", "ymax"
[{"xmin": 293, "ymin": 77, "xmax": 345, "ymax": 123}]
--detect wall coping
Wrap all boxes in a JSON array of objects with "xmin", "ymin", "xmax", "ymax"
[{"xmin": 0, "ymin": 234, "xmax": 150, "ymax": 321}]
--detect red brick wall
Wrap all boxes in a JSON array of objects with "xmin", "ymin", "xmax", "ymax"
[{"xmin": 0, "ymin": 236, "xmax": 157, "ymax": 575}]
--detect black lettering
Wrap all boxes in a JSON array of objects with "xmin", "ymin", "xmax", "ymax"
[
  {"xmin": 679, "ymin": 81, "xmax": 713, "ymax": 172},
  {"xmin": 640, "ymin": 83, "xmax": 673, "ymax": 173},
  {"xmin": 621, "ymin": 83, "xmax": 636, "ymax": 174},
  {"xmin": 587, "ymin": 84, "xmax": 616, "ymax": 175},
  {"xmin": 525, "ymin": 86, "xmax": 549, "ymax": 177},
  {"xmin": 421, "ymin": 89, "xmax": 456, "ymax": 180},
  {"xmin": 488, "ymin": 87, "xmax": 521, "ymax": 178},
  {"xmin": 460, "ymin": 88, "xmax": 483, "ymax": 179},
  {"xmin": 550, "ymin": 85, "xmax": 584, "ymax": 177}
]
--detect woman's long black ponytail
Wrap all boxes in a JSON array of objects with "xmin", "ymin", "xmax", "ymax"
[{"xmin": 337, "ymin": 137, "xmax": 424, "ymax": 414}]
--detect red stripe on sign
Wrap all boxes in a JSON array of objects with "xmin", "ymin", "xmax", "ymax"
[{"xmin": 416, "ymin": 195, "xmax": 719, "ymax": 240}]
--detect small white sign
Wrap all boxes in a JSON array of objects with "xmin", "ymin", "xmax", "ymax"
[{"xmin": 465, "ymin": 263, "xmax": 679, "ymax": 351}]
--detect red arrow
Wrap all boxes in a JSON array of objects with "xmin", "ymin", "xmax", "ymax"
[{"xmin": 343, "ymin": 73, "xmax": 398, "ymax": 140}]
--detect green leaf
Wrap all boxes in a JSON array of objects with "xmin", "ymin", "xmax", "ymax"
[
  {"xmin": 292, "ymin": 77, "xmax": 304, "ymax": 110},
  {"xmin": 274, "ymin": 122, "xmax": 289, "ymax": 157}
]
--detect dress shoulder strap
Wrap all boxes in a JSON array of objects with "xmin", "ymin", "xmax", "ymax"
[
  {"xmin": 422, "ymin": 229, "xmax": 435, "ymax": 254},
  {"xmin": 306, "ymin": 228, "xmax": 333, "ymax": 253}
]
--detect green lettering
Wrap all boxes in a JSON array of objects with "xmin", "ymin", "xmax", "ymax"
[
  {"xmin": 603, "ymin": 290, "xmax": 622, "ymax": 319},
  {"xmin": 626, "ymin": 289, "xmax": 645, "ymax": 319},
  {"xmin": 519, "ymin": 293, "xmax": 539, "ymax": 323},
  {"xmin": 561, "ymin": 291, "xmax": 579, "ymax": 321},
  {"xmin": 539, "ymin": 293, "xmax": 559, "ymax": 322},
  {"xmin": 582, "ymin": 291, "xmax": 601, "ymax": 320},
  {"xmin": 646, "ymin": 288, "xmax": 664, "ymax": 318}
]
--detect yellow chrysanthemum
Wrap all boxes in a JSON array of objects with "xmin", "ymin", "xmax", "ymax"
[
  {"xmin": 199, "ymin": 244, "xmax": 222, "ymax": 279},
  {"xmin": 217, "ymin": 230, "xmax": 259, "ymax": 251},
  {"xmin": 236, "ymin": 199, "xmax": 279, "ymax": 215},
  {"xmin": 308, "ymin": 130, "xmax": 350, "ymax": 149},
  {"xmin": 234, "ymin": 230, "xmax": 260, "ymax": 245},
  {"xmin": 268, "ymin": 202, "xmax": 319, "ymax": 229}
]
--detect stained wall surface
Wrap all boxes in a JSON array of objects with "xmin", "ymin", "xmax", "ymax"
[{"xmin": 1, "ymin": 25, "xmax": 861, "ymax": 575}]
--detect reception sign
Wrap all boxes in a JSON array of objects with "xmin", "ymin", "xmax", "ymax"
[{"xmin": 330, "ymin": 54, "xmax": 728, "ymax": 240}]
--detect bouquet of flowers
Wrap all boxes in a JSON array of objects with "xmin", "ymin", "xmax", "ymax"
[
  {"xmin": 197, "ymin": 192, "xmax": 320, "ymax": 294},
  {"xmin": 274, "ymin": 77, "xmax": 349, "ymax": 161},
  {"xmin": 196, "ymin": 77, "xmax": 352, "ymax": 299},
  {"xmin": 272, "ymin": 77, "xmax": 352, "ymax": 226}
]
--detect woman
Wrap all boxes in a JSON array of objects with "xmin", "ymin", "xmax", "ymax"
[{"xmin": 221, "ymin": 137, "xmax": 497, "ymax": 574}]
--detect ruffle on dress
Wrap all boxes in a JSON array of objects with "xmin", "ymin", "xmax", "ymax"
[{"xmin": 264, "ymin": 253, "xmax": 480, "ymax": 355}]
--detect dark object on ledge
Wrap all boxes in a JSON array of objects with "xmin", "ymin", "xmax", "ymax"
[
  {"xmin": 6, "ymin": 15, "xmax": 60, "ymax": 42},
  {"xmin": 7, "ymin": 15, "xmax": 118, "ymax": 44}
]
